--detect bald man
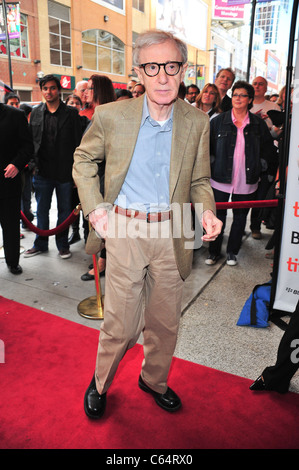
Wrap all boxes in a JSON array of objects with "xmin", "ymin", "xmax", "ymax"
[
  {"xmin": 251, "ymin": 76, "xmax": 280, "ymax": 130},
  {"xmin": 250, "ymin": 76, "xmax": 280, "ymax": 240}
]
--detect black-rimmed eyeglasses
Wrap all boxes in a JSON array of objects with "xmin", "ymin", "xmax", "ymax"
[
  {"xmin": 139, "ymin": 61, "xmax": 183, "ymax": 77},
  {"xmin": 232, "ymin": 93, "xmax": 249, "ymax": 98}
]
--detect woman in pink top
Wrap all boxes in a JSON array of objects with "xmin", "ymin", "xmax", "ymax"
[{"xmin": 206, "ymin": 81, "xmax": 276, "ymax": 266}]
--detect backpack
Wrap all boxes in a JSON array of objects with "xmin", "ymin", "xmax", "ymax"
[{"xmin": 237, "ymin": 281, "xmax": 271, "ymax": 328}]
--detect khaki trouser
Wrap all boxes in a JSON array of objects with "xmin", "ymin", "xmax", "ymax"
[{"xmin": 95, "ymin": 210, "xmax": 184, "ymax": 395}]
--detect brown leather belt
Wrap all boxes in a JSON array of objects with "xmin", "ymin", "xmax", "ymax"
[{"xmin": 114, "ymin": 205, "xmax": 171, "ymax": 223}]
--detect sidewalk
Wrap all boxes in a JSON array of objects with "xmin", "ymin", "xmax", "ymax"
[{"xmin": 1, "ymin": 207, "xmax": 298, "ymax": 393}]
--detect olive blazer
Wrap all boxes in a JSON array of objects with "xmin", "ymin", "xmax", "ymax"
[{"xmin": 73, "ymin": 95, "xmax": 215, "ymax": 280}]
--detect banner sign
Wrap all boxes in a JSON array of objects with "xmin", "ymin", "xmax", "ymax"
[
  {"xmin": 0, "ymin": 2, "xmax": 20, "ymax": 41},
  {"xmin": 53, "ymin": 74, "xmax": 75, "ymax": 90},
  {"xmin": 273, "ymin": 37, "xmax": 299, "ymax": 313},
  {"xmin": 213, "ymin": 0, "xmax": 245, "ymax": 21}
]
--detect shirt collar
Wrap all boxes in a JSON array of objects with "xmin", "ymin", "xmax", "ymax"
[
  {"xmin": 45, "ymin": 100, "xmax": 62, "ymax": 115},
  {"xmin": 231, "ymin": 109, "xmax": 250, "ymax": 127},
  {"xmin": 141, "ymin": 94, "xmax": 174, "ymax": 128}
]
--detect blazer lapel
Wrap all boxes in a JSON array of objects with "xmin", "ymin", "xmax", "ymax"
[
  {"xmin": 118, "ymin": 96, "xmax": 144, "ymax": 167},
  {"xmin": 169, "ymin": 99, "xmax": 193, "ymax": 200}
]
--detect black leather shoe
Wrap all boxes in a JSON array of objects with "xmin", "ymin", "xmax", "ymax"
[
  {"xmin": 84, "ymin": 375, "xmax": 106, "ymax": 419},
  {"xmin": 81, "ymin": 272, "xmax": 95, "ymax": 281},
  {"xmin": 9, "ymin": 264, "xmax": 23, "ymax": 275},
  {"xmin": 138, "ymin": 375, "xmax": 181, "ymax": 412},
  {"xmin": 68, "ymin": 231, "xmax": 81, "ymax": 245},
  {"xmin": 81, "ymin": 270, "xmax": 105, "ymax": 281},
  {"xmin": 249, "ymin": 376, "xmax": 266, "ymax": 391}
]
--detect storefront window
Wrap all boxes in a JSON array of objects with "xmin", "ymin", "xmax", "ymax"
[
  {"xmin": 48, "ymin": 0, "xmax": 71, "ymax": 67},
  {"xmin": 82, "ymin": 29, "xmax": 125, "ymax": 75}
]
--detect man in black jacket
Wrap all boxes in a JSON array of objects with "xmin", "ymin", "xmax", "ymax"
[
  {"xmin": 214, "ymin": 68, "xmax": 235, "ymax": 112},
  {"xmin": 0, "ymin": 103, "xmax": 33, "ymax": 274},
  {"xmin": 24, "ymin": 75, "xmax": 83, "ymax": 259}
]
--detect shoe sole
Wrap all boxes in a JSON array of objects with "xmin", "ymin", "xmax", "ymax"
[
  {"xmin": 226, "ymin": 260, "xmax": 237, "ymax": 266},
  {"xmin": 23, "ymin": 251, "xmax": 43, "ymax": 258},
  {"xmin": 205, "ymin": 260, "xmax": 216, "ymax": 265},
  {"xmin": 138, "ymin": 380, "xmax": 182, "ymax": 412}
]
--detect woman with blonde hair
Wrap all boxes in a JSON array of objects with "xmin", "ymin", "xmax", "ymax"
[{"xmin": 194, "ymin": 83, "xmax": 222, "ymax": 120}]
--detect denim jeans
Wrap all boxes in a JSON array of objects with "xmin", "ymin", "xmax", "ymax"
[
  {"xmin": 209, "ymin": 188, "xmax": 257, "ymax": 256},
  {"xmin": 33, "ymin": 174, "xmax": 73, "ymax": 252}
]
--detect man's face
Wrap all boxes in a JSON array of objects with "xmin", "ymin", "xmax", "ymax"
[
  {"xmin": 185, "ymin": 87, "xmax": 198, "ymax": 103},
  {"xmin": 252, "ymin": 77, "xmax": 267, "ymax": 99},
  {"xmin": 7, "ymin": 98, "xmax": 20, "ymax": 108},
  {"xmin": 41, "ymin": 80, "xmax": 60, "ymax": 104},
  {"xmin": 215, "ymin": 70, "xmax": 234, "ymax": 94},
  {"xmin": 132, "ymin": 84, "xmax": 144, "ymax": 98},
  {"xmin": 134, "ymin": 40, "xmax": 187, "ymax": 111},
  {"xmin": 75, "ymin": 82, "xmax": 87, "ymax": 104},
  {"xmin": 67, "ymin": 97, "xmax": 81, "ymax": 110},
  {"xmin": 127, "ymin": 80, "xmax": 137, "ymax": 92}
]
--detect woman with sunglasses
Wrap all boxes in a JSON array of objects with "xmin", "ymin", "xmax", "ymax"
[{"xmin": 205, "ymin": 80, "xmax": 276, "ymax": 266}]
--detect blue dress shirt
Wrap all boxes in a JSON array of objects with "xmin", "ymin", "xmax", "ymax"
[{"xmin": 114, "ymin": 97, "xmax": 173, "ymax": 213}]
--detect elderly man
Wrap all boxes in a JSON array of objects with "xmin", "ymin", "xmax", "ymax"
[
  {"xmin": 74, "ymin": 80, "xmax": 88, "ymax": 109},
  {"xmin": 73, "ymin": 29, "xmax": 222, "ymax": 419}
]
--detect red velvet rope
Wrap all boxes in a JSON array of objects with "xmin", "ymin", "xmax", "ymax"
[
  {"xmin": 215, "ymin": 199, "xmax": 278, "ymax": 210},
  {"xmin": 20, "ymin": 200, "xmax": 278, "ymax": 236},
  {"xmin": 20, "ymin": 205, "xmax": 81, "ymax": 237}
]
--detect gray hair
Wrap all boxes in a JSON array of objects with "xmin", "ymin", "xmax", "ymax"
[{"xmin": 133, "ymin": 29, "xmax": 188, "ymax": 65}]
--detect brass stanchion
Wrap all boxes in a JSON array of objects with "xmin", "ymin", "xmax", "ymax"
[{"xmin": 77, "ymin": 222, "xmax": 104, "ymax": 320}]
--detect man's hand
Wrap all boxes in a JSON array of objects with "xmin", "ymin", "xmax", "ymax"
[
  {"xmin": 4, "ymin": 164, "xmax": 19, "ymax": 179},
  {"xmin": 89, "ymin": 207, "xmax": 108, "ymax": 239},
  {"xmin": 201, "ymin": 209, "xmax": 222, "ymax": 242},
  {"xmin": 254, "ymin": 110, "xmax": 268, "ymax": 120}
]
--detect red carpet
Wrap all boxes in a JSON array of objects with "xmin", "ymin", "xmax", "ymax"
[{"xmin": 1, "ymin": 295, "xmax": 299, "ymax": 450}]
